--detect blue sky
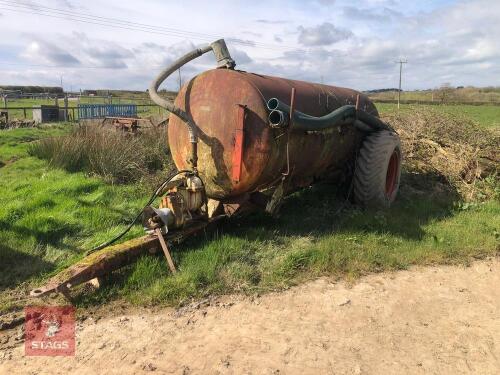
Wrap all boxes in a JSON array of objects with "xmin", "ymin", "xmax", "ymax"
[{"xmin": 0, "ymin": 0, "xmax": 498, "ymax": 91}]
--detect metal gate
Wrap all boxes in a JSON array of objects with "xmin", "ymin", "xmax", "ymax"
[{"xmin": 78, "ymin": 104, "xmax": 137, "ymax": 119}]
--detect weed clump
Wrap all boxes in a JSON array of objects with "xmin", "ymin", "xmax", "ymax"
[
  {"xmin": 29, "ymin": 124, "xmax": 174, "ymax": 183},
  {"xmin": 382, "ymin": 107, "xmax": 499, "ymax": 201}
]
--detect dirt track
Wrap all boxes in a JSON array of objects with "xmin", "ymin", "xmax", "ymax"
[{"xmin": 1, "ymin": 258, "xmax": 499, "ymax": 374}]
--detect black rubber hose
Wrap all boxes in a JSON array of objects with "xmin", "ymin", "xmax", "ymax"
[
  {"xmin": 356, "ymin": 110, "xmax": 392, "ymax": 131},
  {"xmin": 268, "ymin": 98, "xmax": 356, "ymax": 130},
  {"xmin": 148, "ymin": 39, "xmax": 236, "ymax": 144},
  {"xmin": 149, "ymin": 46, "xmax": 212, "ymax": 143},
  {"xmin": 267, "ymin": 98, "xmax": 392, "ymax": 132}
]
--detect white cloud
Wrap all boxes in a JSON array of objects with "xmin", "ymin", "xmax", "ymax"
[
  {"xmin": 0, "ymin": 0, "xmax": 498, "ymax": 91},
  {"xmin": 255, "ymin": 19, "xmax": 288, "ymax": 25},
  {"xmin": 342, "ymin": 5, "xmax": 402, "ymax": 22},
  {"xmin": 317, "ymin": 0, "xmax": 336, "ymax": 5},
  {"xmin": 297, "ymin": 22, "xmax": 352, "ymax": 46},
  {"xmin": 21, "ymin": 39, "xmax": 80, "ymax": 66},
  {"xmin": 75, "ymin": 32, "xmax": 133, "ymax": 68}
]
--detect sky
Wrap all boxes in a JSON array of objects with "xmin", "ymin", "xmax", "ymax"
[{"xmin": 0, "ymin": 0, "xmax": 499, "ymax": 91}]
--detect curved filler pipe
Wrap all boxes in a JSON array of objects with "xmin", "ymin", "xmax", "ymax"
[
  {"xmin": 267, "ymin": 97, "xmax": 391, "ymax": 133},
  {"xmin": 149, "ymin": 39, "xmax": 235, "ymax": 170}
]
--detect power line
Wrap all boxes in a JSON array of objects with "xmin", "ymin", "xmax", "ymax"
[
  {"xmin": 1, "ymin": 0, "xmax": 220, "ymax": 40},
  {"xmin": 0, "ymin": 61, "xmax": 168, "ymax": 70},
  {"xmin": 0, "ymin": 5, "xmax": 229, "ymax": 45},
  {"xmin": 1, "ymin": 6, "xmax": 288, "ymax": 51},
  {"xmin": 0, "ymin": 0, "xmax": 298, "ymax": 51},
  {"xmin": 1, "ymin": 0, "xmax": 279, "ymax": 48}
]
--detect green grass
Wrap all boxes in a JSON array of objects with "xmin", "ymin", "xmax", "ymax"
[
  {"xmin": 0, "ymin": 126, "xmax": 152, "ymax": 309},
  {"xmin": 0, "ymin": 106, "xmax": 499, "ymax": 313},
  {"xmin": 0, "ymin": 124, "xmax": 69, "ymax": 162},
  {"xmin": 369, "ymin": 86, "xmax": 500, "ymax": 103},
  {"xmin": 376, "ymin": 103, "xmax": 500, "ymax": 129},
  {"xmin": 77, "ymin": 181, "xmax": 499, "ymax": 307}
]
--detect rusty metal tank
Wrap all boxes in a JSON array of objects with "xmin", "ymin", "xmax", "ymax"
[{"xmin": 168, "ymin": 68, "xmax": 379, "ymax": 199}]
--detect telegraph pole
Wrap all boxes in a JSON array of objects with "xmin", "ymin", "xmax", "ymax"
[
  {"xmin": 178, "ymin": 68, "xmax": 182, "ymax": 91},
  {"xmin": 395, "ymin": 59, "xmax": 407, "ymax": 109}
]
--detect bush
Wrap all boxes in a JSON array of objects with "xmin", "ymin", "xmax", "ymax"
[{"xmin": 29, "ymin": 124, "xmax": 174, "ymax": 183}]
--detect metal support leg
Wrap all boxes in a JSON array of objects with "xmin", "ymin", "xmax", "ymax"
[{"xmin": 154, "ymin": 228, "xmax": 177, "ymax": 273}]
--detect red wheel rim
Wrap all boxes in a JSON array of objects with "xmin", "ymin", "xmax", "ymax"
[{"xmin": 385, "ymin": 150, "xmax": 400, "ymax": 197}]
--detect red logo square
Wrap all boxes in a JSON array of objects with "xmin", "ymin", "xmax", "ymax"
[{"xmin": 24, "ymin": 306, "xmax": 75, "ymax": 356}]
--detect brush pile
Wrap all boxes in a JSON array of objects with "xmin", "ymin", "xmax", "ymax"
[
  {"xmin": 382, "ymin": 107, "xmax": 499, "ymax": 201},
  {"xmin": 0, "ymin": 119, "xmax": 36, "ymax": 130}
]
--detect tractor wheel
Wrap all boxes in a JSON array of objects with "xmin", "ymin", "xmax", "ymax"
[{"xmin": 353, "ymin": 130, "xmax": 402, "ymax": 208}]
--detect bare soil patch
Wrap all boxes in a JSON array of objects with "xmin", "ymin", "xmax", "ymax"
[{"xmin": 1, "ymin": 258, "xmax": 499, "ymax": 374}]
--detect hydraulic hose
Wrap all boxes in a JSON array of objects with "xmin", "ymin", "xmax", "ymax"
[{"xmin": 267, "ymin": 98, "xmax": 392, "ymax": 132}]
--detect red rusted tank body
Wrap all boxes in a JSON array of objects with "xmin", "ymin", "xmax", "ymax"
[{"xmin": 169, "ymin": 68, "xmax": 378, "ymax": 199}]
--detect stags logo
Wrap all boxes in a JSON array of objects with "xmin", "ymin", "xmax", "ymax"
[{"xmin": 25, "ymin": 306, "xmax": 75, "ymax": 356}]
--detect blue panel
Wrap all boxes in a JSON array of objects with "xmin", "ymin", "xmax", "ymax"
[{"xmin": 78, "ymin": 104, "xmax": 137, "ymax": 119}]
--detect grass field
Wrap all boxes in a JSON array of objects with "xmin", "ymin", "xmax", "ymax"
[
  {"xmin": 0, "ymin": 125, "xmax": 149, "ymax": 311},
  {"xmin": 368, "ymin": 86, "xmax": 500, "ymax": 103},
  {"xmin": 0, "ymin": 104, "xmax": 498, "ymax": 313},
  {"xmin": 376, "ymin": 103, "xmax": 500, "ymax": 129}
]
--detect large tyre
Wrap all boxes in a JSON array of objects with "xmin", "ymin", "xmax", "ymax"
[{"xmin": 353, "ymin": 130, "xmax": 402, "ymax": 208}]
